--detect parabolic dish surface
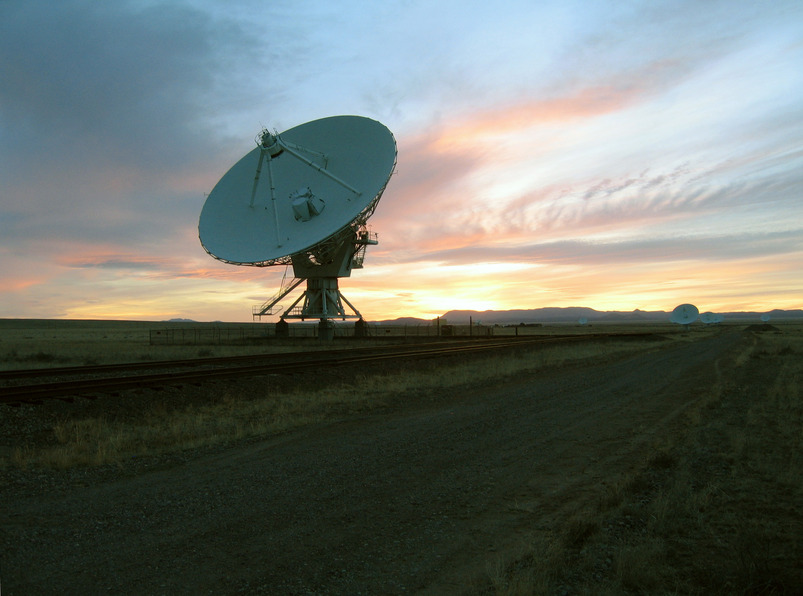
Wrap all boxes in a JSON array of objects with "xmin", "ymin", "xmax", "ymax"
[
  {"xmin": 199, "ymin": 116, "xmax": 396, "ymax": 265},
  {"xmin": 670, "ymin": 303, "xmax": 699, "ymax": 324}
]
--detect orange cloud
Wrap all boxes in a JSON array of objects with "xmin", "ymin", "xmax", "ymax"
[
  {"xmin": 0, "ymin": 277, "xmax": 43, "ymax": 292},
  {"xmin": 433, "ymin": 68, "xmax": 678, "ymax": 147},
  {"xmin": 435, "ymin": 88, "xmax": 628, "ymax": 149}
]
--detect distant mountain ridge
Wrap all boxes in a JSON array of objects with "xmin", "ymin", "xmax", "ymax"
[{"xmin": 378, "ymin": 307, "xmax": 803, "ymax": 325}]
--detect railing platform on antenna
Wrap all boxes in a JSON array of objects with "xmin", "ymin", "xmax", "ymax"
[
  {"xmin": 252, "ymin": 304, "xmax": 283, "ymax": 318},
  {"xmin": 356, "ymin": 230, "xmax": 378, "ymax": 245}
]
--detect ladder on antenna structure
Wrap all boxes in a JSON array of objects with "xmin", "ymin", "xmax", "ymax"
[
  {"xmin": 352, "ymin": 228, "xmax": 378, "ymax": 269},
  {"xmin": 253, "ymin": 276, "xmax": 304, "ymax": 320}
]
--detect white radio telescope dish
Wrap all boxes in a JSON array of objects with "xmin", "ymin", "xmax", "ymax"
[
  {"xmin": 760, "ymin": 313, "xmax": 771, "ymax": 323},
  {"xmin": 670, "ymin": 303, "xmax": 698, "ymax": 327},
  {"xmin": 198, "ymin": 115, "xmax": 397, "ymax": 337},
  {"xmin": 700, "ymin": 312, "xmax": 716, "ymax": 325}
]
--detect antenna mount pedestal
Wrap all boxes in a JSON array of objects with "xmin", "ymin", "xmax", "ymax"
[
  {"xmin": 276, "ymin": 230, "xmax": 371, "ymax": 340},
  {"xmin": 252, "ymin": 228, "xmax": 377, "ymax": 338},
  {"xmin": 282, "ymin": 277, "xmax": 362, "ymax": 323}
]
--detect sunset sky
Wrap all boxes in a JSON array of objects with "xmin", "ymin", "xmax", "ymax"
[{"xmin": 2, "ymin": 0, "xmax": 802, "ymax": 322}]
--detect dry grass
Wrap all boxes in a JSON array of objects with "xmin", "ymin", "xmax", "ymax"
[
  {"xmin": 5, "ymin": 337, "xmax": 662, "ymax": 469},
  {"xmin": 482, "ymin": 327, "xmax": 803, "ymax": 595}
]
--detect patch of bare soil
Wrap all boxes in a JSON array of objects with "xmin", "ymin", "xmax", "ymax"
[{"xmin": 0, "ymin": 330, "xmax": 791, "ymax": 594}]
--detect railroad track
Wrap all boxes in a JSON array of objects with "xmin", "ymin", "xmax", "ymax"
[{"xmin": 0, "ymin": 333, "xmax": 652, "ymax": 406}]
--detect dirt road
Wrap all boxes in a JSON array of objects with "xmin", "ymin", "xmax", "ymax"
[{"xmin": 1, "ymin": 330, "xmax": 747, "ymax": 594}]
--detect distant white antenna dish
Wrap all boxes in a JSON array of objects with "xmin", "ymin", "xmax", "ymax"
[
  {"xmin": 199, "ymin": 115, "xmax": 397, "ymax": 338},
  {"xmin": 760, "ymin": 313, "xmax": 771, "ymax": 323},
  {"xmin": 670, "ymin": 303, "xmax": 698, "ymax": 327},
  {"xmin": 578, "ymin": 317, "xmax": 588, "ymax": 326},
  {"xmin": 700, "ymin": 312, "xmax": 715, "ymax": 325},
  {"xmin": 701, "ymin": 312, "xmax": 724, "ymax": 325}
]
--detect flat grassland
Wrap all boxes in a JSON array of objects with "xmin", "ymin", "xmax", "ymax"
[
  {"xmin": 0, "ymin": 317, "xmax": 688, "ymax": 370},
  {"xmin": 1, "ymin": 319, "xmax": 801, "ymax": 594},
  {"xmin": 0, "ymin": 319, "xmax": 339, "ymax": 370}
]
